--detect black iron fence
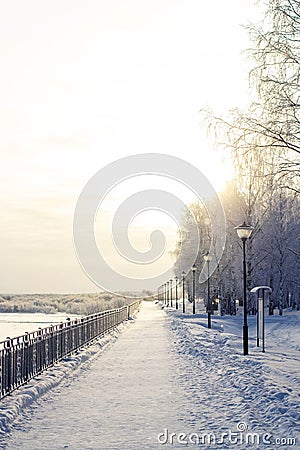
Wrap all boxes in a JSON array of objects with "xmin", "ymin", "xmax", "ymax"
[{"xmin": 0, "ymin": 300, "xmax": 141, "ymax": 399}]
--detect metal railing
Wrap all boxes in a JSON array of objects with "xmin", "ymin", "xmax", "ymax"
[{"xmin": 0, "ymin": 300, "xmax": 141, "ymax": 399}]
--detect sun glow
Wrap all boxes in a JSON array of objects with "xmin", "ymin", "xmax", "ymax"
[{"xmin": 0, "ymin": 0, "xmax": 257, "ymax": 292}]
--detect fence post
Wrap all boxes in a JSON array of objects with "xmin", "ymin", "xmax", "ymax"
[{"xmin": 4, "ymin": 338, "xmax": 12, "ymax": 395}]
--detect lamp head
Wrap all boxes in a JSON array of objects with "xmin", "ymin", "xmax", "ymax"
[{"xmin": 235, "ymin": 222, "xmax": 254, "ymax": 240}]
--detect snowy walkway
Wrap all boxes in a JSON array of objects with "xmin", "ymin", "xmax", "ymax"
[{"xmin": 3, "ymin": 302, "xmax": 187, "ymax": 450}]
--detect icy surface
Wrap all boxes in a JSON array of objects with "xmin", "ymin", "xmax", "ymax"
[
  {"xmin": 0, "ymin": 302, "xmax": 299, "ymax": 449},
  {"xmin": 0, "ymin": 313, "xmax": 78, "ymax": 342}
]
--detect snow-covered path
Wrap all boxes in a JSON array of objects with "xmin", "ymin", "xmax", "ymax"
[{"xmin": 3, "ymin": 302, "xmax": 186, "ymax": 450}]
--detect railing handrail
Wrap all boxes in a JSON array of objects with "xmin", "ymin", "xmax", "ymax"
[{"xmin": 0, "ymin": 303, "xmax": 136, "ymax": 347}]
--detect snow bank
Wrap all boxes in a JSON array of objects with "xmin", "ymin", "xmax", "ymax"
[{"xmin": 164, "ymin": 306, "xmax": 300, "ymax": 446}]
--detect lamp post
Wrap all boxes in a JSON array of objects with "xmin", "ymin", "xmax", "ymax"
[
  {"xmin": 182, "ymin": 271, "xmax": 186, "ymax": 313},
  {"xmin": 204, "ymin": 252, "xmax": 212, "ymax": 328},
  {"xmin": 175, "ymin": 275, "xmax": 179, "ymax": 309},
  {"xmin": 192, "ymin": 264, "xmax": 197, "ymax": 314},
  {"xmin": 235, "ymin": 221, "xmax": 254, "ymax": 356},
  {"xmin": 170, "ymin": 279, "xmax": 173, "ymax": 308},
  {"xmin": 163, "ymin": 283, "xmax": 167, "ymax": 305}
]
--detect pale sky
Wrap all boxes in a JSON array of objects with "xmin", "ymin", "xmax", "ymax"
[{"xmin": 0, "ymin": 0, "xmax": 260, "ymax": 293}]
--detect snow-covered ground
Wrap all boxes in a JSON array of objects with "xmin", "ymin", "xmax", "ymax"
[
  {"xmin": 0, "ymin": 302, "xmax": 299, "ymax": 449},
  {"xmin": 167, "ymin": 306, "xmax": 300, "ymax": 448}
]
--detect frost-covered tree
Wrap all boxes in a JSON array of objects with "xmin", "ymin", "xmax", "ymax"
[
  {"xmin": 174, "ymin": 179, "xmax": 299, "ymax": 315},
  {"xmin": 203, "ymin": 0, "xmax": 300, "ymax": 193}
]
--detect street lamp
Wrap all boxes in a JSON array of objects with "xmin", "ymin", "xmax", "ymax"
[
  {"xmin": 192, "ymin": 264, "xmax": 197, "ymax": 314},
  {"xmin": 235, "ymin": 221, "xmax": 254, "ymax": 356},
  {"xmin": 170, "ymin": 279, "xmax": 173, "ymax": 308},
  {"xmin": 175, "ymin": 275, "xmax": 179, "ymax": 309},
  {"xmin": 203, "ymin": 252, "xmax": 212, "ymax": 328},
  {"xmin": 182, "ymin": 271, "xmax": 186, "ymax": 313}
]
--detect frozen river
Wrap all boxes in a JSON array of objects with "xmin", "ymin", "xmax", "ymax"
[{"xmin": 0, "ymin": 313, "xmax": 78, "ymax": 342}]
